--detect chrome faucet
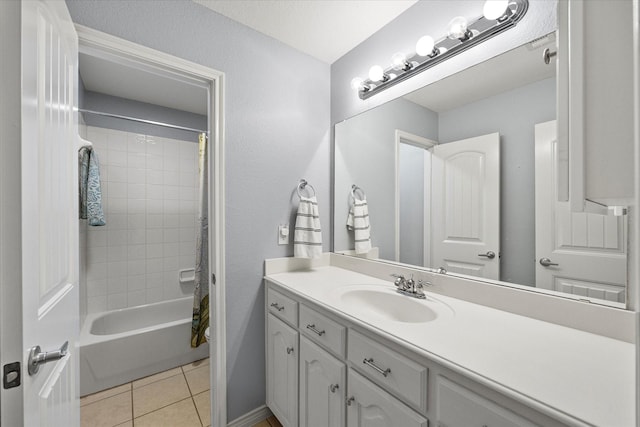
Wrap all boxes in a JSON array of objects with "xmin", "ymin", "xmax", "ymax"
[{"xmin": 390, "ymin": 274, "xmax": 429, "ymax": 299}]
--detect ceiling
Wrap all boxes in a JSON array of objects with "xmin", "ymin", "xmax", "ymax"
[
  {"xmin": 80, "ymin": 0, "xmax": 418, "ymax": 115},
  {"xmin": 193, "ymin": 0, "xmax": 419, "ymax": 64}
]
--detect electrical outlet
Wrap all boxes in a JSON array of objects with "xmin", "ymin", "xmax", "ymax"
[{"xmin": 278, "ymin": 224, "xmax": 289, "ymax": 245}]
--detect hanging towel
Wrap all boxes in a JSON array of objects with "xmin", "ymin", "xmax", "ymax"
[
  {"xmin": 294, "ymin": 196, "xmax": 323, "ymax": 259},
  {"xmin": 347, "ymin": 197, "xmax": 371, "ymax": 254},
  {"xmin": 78, "ymin": 146, "xmax": 106, "ymax": 226}
]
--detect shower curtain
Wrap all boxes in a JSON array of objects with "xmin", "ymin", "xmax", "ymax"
[{"xmin": 191, "ymin": 132, "xmax": 209, "ymax": 348}]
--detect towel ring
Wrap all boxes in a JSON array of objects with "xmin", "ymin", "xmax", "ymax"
[
  {"xmin": 351, "ymin": 184, "xmax": 366, "ymax": 200},
  {"xmin": 297, "ymin": 179, "xmax": 316, "ymax": 198}
]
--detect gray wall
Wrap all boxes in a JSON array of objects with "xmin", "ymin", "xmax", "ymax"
[
  {"xmin": 334, "ymin": 98, "xmax": 437, "ymax": 259},
  {"xmin": 81, "ymin": 90, "xmax": 208, "ymax": 141},
  {"xmin": 439, "ymin": 77, "xmax": 556, "ymax": 286},
  {"xmin": 66, "ymin": 0, "xmax": 330, "ymax": 420},
  {"xmin": 399, "ymin": 143, "xmax": 426, "ymax": 266}
]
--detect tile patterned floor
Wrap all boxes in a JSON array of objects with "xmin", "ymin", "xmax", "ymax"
[
  {"xmin": 251, "ymin": 416, "xmax": 283, "ymax": 427},
  {"xmin": 81, "ymin": 358, "xmax": 210, "ymax": 427}
]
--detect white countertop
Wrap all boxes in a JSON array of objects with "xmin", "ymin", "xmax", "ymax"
[{"xmin": 266, "ymin": 265, "xmax": 636, "ymax": 427}]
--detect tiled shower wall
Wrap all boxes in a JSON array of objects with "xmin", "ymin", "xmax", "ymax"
[{"xmin": 85, "ymin": 126, "xmax": 199, "ymax": 313}]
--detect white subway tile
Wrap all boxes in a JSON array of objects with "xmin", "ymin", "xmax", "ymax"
[
  {"xmin": 107, "ymin": 214, "xmax": 128, "ymax": 230},
  {"xmin": 127, "ymin": 244, "xmax": 146, "ymax": 260},
  {"xmin": 106, "ymin": 261, "xmax": 128, "ymax": 278},
  {"xmin": 107, "ymin": 198, "xmax": 127, "ymax": 215},
  {"xmin": 146, "ymin": 258, "xmax": 164, "ymax": 274},
  {"xmin": 87, "ymin": 296, "xmax": 107, "ymax": 314},
  {"xmin": 163, "ymin": 242, "xmax": 180, "ymax": 257},
  {"xmin": 163, "ymin": 185, "xmax": 181, "ymax": 200},
  {"xmin": 147, "ymin": 155, "xmax": 163, "ymax": 170},
  {"xmin": 179, "ymin": 187, "xmax": 195, "ymax": 201},
  {"xmin": 145, "ymin": 287, "xmax": 164, "ymax": 303},
  {"xmin": 164, "ymin": 157, "xmax": 179, "ymax": 172},
  {"xmin": 146, "ymin": 214, "xmax": 164, "ymax": 229},
  {"xmin": 146, "ymin": 244, "xmax": 163, "ymax": 259},
  {"xmin": 128, "ymin": 153, "xmax": 146, "ymax": 169},
  {"xmin": 107, "ymin": 293, "xmax": 127, "ymax": 310},
  {"xmin": 127, "ymin": 214, "xmax": 146, "ymax": 229},
  {"xmin": 179, "ymin": 200, "xmax": 195, "ymax": 214},
  {"xmin": 107, "ymin": 230, "xmax": 128, "ymax": 246},
  {"xmin": 127, "ymin": 135, "xmax": 147, "ymax": 153},
  {"xmin": 127, "ymin": 275, "xmax": 146, "ymax": 292},
  {"xmin": 163, "ymin": 171, "xmax": 180, "ymax": 186},
  {"xmin": 127, "ymin": 260, "xmax": 146, "ymax": 276},
  {"xmin": 146, "ymin": 139, "xmax": 164, "ymax": 155},
  {"xmin": 128, "ymin": 228, "xmax": 146, "ymax": 245},
  {"xmin": 179, "ymin": 256, "xmax": 194, "ymax": 270},
  {"xmin": 147, "ymin": 185, "xmax": 164, "ymax": 200},
  {"xmin": 164, "ymin": 214, "xmax": 180, "ymax": 228},
  {"xmin": 107, "ymin": 165, "xmax": 127, "ymax": 182},
  {"xmin": 127, "ymin": 290, "xmax": 146, "ymax": 307},
  {"xmin": 180, "ymin": 214, "xmax": 196, "ymax": 228},
  {"xmin": 145, "ymin": 199, "xmax": 163, "ymax": 215},
  {"xmin": 146, "ymin": 170, "xmax": 163, "ymax": 185},
  {"xmin": 179, "ymin": 241, "xmax": 195, "ymax": 256},
  {"xmin": 107, "ymin": 245, "xmax": 128, "ymax": 262},
  {"xmin": 87, "ymin": 279, "xmax": 107, "ymax": 297},
  {"xmin": 164, "ymin": 142, "xmax": 180, "ymax": 157},
  {"xmin": 163, "ymin": 228, "xmax": 180, "ymax": 243},
  {"xmin": 127, "ymin": 184, "xmax": 146, "ymax": 199},
  {"xmin": 163, "ymin": 200, "xmax": 180, "ymax": 215},
  {"xmin": 108, "ymin": 150, "xmax": 128, "ymax": 167},
  {"xmin": 179, "ymin": 156, "xmax": 195, "ymax": 171},
  {"xmin": 87, "ymin": 263, "xmax": 107, "ymax": 281},
  {"xmin": 107, "ymin": 277, "xmax": 127, "ymax": 294},
  {"xmin": 145, "ymin": 273, "xmax": 164, "ymax": 289},
  {"xmin": 127, "ymin": 168, "xmax": 146, "ymax": 184},
  {"xmin": 146, "ymin": 229, "xmax": 164, "ymax": 244},
  {"xmin": 87, "ymin": 246, "xmax": 107, "ymax": 264},
  {"xmin": 162, "ymin": 256, "xmax": 179, "ymax": 272},
  {"xmin": 180, "ymin": 172, "xmax": 196, "ymax": 187}
]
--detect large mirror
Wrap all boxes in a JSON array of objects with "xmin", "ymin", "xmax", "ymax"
[{"xmin": 334, "ymin": 31, "xmax": 628, "ymax": 307}]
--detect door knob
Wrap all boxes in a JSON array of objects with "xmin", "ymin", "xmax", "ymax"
[
  {"xmin": 28, "ymin": 341, "xmax": 68, "ymax": 375},
  {"xmin": 478, "ymin": 251, "xmax": 496, "ymax": 259},
  {"xmin": 539, "ymin": 257, "xmax": 559, "ymax": 267}
]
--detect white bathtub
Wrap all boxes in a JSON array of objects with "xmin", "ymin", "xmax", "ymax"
[{"xmin": 79, "ymin": 297, "xmax": 209, "ymax": 396}]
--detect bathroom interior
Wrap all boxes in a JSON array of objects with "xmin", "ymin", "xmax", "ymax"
[{"xmin": 0, "ymin": 0, "xmax": 638, "ymax": 427}]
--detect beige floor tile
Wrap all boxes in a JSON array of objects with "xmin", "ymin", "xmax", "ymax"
[
  {"xmin": 132, "ymin": 374, "xmax": 191, "ymax": 418},
  {"xmin": 132, "ymin": 367, "xmax": 183, "ymax": 389},
  {"xmin": 81, "ymin": 383, "xmax": 131, "ymax": 407},
  {"xmin": 267, "ymin": 415, "xmax": 283, "ymax": 427},
  {"xmin": 81, "ymin": 391, "xmax": 132, "ymax": 427},
  {"xmin": 193, "ymin": 390, "xmax": 210, "ymax": 426},
  {"xmin": 184, "ymin": 364, "xmax": 210, "ymax": 395},
  {"xmin": 252, "ymin": 421, "xmax": 271, "ymax": 427},
  {"xmin": 133, "ymin": 398, "xmax": 201, "ymax": 427},
  {"xmin": 115, "ymin": 422, "xmax": 133, "ymax": 427},
  {"xmin": 182, "ymin": 357, "xmax": 209, "ymax": 373}
]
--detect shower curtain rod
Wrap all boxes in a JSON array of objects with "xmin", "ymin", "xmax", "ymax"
[{"xmin": 78, "ymin": 108, "xmax": 208, "ymax": 134}]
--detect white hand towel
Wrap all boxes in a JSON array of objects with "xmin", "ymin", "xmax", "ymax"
[
  {"xmin": 294, "ymin": 196, "xmax": 323, "ymax": 259},
  {"xmin": 347, "ymin": 198, "xmax": 371, "ymax": 254}
]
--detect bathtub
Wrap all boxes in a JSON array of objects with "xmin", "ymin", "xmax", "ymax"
[{"xmin": 79, "ymin": 297, "xmax": 209, "ymax": 396}]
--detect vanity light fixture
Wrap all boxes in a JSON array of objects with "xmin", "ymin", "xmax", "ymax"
[{"xmin": 352, "ymin": 0, "xmax": 528, "ymax": 99}]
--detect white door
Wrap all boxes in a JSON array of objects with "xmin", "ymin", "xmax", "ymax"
[
  {"xmin": 299, "ymin": 336, "xmax": 346, "ymax": 427},
  {"xmin": 21, "ymin": 0, "xmax": 80, "ymax": 425},
  {"xmin": 534, "ymin": 121, "xmax": 627, "ymax": 302},
  {"xmin": 431, "ymin": 133, "xmax": 500, "ymax": 279}
]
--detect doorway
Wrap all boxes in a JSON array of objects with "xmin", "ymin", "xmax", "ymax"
[{"xmin": 77, "ymin": 26, "xmax": 226, "ymax": 426}]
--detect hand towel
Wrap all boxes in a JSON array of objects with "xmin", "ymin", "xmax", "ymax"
[
  {"xmin": 294, "ymin": 196, "xmax": 322, "ymax": 259},
  {"xmin": 347, "ymin": 197, "xmax": 371, "ymax": 254},
  {"xmin": 79, "ymin": 146, "xmax": 106, "ymax": 226}
]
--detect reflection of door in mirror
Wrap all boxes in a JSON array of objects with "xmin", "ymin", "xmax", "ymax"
[
  {"xmin": 396, "ymin": 131, "xmax": 435, "ymax": 266},
  {"xmin": 535, "ymin": 121, "xmax": 627, "ymax": 304},
  {"xmin": 431, "ymin": 133, "xmax": 500, "ymax": 280}
]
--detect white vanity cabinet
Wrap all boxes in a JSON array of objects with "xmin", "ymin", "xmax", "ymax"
[
  {"xmin": 265, "ymin": 280, "xmax": 570, "ymax": 427},
  {"xmin": 299, "ymin": 336, "xmax": 346, "ymax": 427}
]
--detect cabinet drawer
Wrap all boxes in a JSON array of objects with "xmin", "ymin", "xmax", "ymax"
[
  {"xmin": 267, "ymin": 287, "xmax": 298, "ymax": 326},
  {"xmin": 299, "ymin": 304, "xmax": 346, "ymax": 357},
  {"xmin": 348, "ymin": 329, "xmax": 428, "ymax": 413},
  {"xmin": 347, "ymin": 369, "xmax": 428, "ymax": 427},
  {"xmin": 437, "ymin": 376, "xmax": 537, "ymax": 427}
]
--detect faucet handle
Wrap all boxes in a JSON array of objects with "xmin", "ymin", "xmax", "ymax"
[
  {"xmin": 417, "ymin": 279, "xmax": 432, "ymax": 288},
  {"xmin": 390, "ymin": 273, "xmax": 405, "ymax": 288}
]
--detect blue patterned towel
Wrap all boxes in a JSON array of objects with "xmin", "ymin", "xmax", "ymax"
[{"xmin": 79, "ymin": 146, "xmax": 106, "ymax": 226}]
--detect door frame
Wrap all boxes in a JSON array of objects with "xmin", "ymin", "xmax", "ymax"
[
  {"xmin": 394, "ymin": 130, "xmax": 437, "ymax": 264},
  {"xmin": 75, "ymin": 26, "xmax": 227, "ymax": 426}
]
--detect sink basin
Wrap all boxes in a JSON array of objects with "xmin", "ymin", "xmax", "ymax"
[{"xmin": 329, "ymin": 285, "xmax": 453, "ymax": 324}]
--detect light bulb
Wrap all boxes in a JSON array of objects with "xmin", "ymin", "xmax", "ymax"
[
  {"xmin": 369, "ymin": 65, "xmax": 385, "ymax": 82},
  {"xmin": 447, "ymin": 16, "xmax": 469, "ymax": 40},
  {"xmin": 483, "ymin": 0, "xmax": 509, "ymax": 20},
  {"xmin": 391, "ymin": 52, "xmax": 409, "ymax": 70},
  {"xmin": 415, "ymin": 35, "xmax": 435, "ymax": 57},
  {"xmin": 350, "ymin": 77, "xmax": 364, "ymax": 91}
]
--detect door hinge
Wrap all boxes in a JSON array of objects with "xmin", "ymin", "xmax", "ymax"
[{"xmin": 3, "ymin": 362, "xmax": 21, "ymax": 389}]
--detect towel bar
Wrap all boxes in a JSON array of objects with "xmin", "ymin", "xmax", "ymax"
[{"xmin": 297, "ymin": 179, "xmax": 316, "ymax": 198}]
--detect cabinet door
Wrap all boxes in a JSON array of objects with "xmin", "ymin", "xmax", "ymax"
[
  {"xmin": 300, "ymin": 336, "xmax": 346, "ymax": 427},
  {"xmin": 437, "ymin": 376, "xmax": 537, "ymax": 427},
  {"xmin": 266, "ymin": 314, "xmax": 298, "ymax": 427},
  {"xmin": 347, "ymin": 370, "xmax": 428, "ymax": 427}
]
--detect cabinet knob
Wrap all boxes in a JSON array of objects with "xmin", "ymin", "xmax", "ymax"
[
  {"xmin": 346, "ymin": 396, "xmax": 355, "ymax": 406},
  {"xmin": 329, "ymin": 383, "xmax": 339, "ymax": 393},
  {"xmin": 286, "ymin": 346, "xmax": 294, "ymax": 355}
]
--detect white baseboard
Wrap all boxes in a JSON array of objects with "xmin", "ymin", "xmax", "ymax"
[{"xmin": 227, "ymin": 405, "xmax": 273, "ymax": 427}]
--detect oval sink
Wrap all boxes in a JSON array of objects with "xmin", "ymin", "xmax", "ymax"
[{"xmin": 329, "ymin": 285, "xmax": 453, "ymax": 324}]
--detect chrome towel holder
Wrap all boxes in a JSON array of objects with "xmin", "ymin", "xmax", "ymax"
[
  {"xmin": 297, "ymin": 179, "xmax": 316, "ymax": 198},
  {"xmin": 351, "ymin": 184, "xmax": 366, "ymax": 201}
]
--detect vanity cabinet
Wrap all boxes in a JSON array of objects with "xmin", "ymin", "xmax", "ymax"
[
  {"xmin": 437, "ymin": 376, "xmax": 537, "ymax": 427},
  {"xmin": 265, "ymin": 280, "xmax": 568, "ymax": 427},
  {"xmin": 299, "ymin": 336, "xmax": 346, "ymax": 427},
  {"xmin": 266, "ymin": 314, "xmax": 298, "ymax": 427},
  {"xmin": 347, "ymin": 370, "xmax": 428, "ymax": 427}
]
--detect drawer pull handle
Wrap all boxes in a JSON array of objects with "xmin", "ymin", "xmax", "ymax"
[
  {"xmin": 286, "ymin": 346, "xmax": 294, "ymax": 355},
  {"xmin": 270, "ymin": 302, "xmax": 284, "ymax": 312},
  {"xmin": 363, "ymin": 358, "xmax": 391, "ymax": 377},
  {"xmin": 329, "ymin": 384, "xmax": 339, "ymax": 393},
  {"xmin": 346, "ymin": 396, "xmax": 355, "ymax": 406},
  {"xmin": 306, "ymin": 324, "xmax": 325, "ymax": 336}
]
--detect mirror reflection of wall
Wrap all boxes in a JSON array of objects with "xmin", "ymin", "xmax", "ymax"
[{"xmin": 334, "ymin": 31, "xmax": 628, "ymax": 306}]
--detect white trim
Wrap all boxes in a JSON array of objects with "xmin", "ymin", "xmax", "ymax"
[
  {"xmin": 632, "ymin": 0, "xmax": 640, "ymax": 425},
  {"xmin": 227, "ymin": 405, "xmax": 273, "ymax": 427},
  {"xmin": 394, "ymin": 130, "xmax": 437, "ymax": 265},
  {"xmin": 75, "ymin": 25, "xmax": 227, "ymax": 427}
]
